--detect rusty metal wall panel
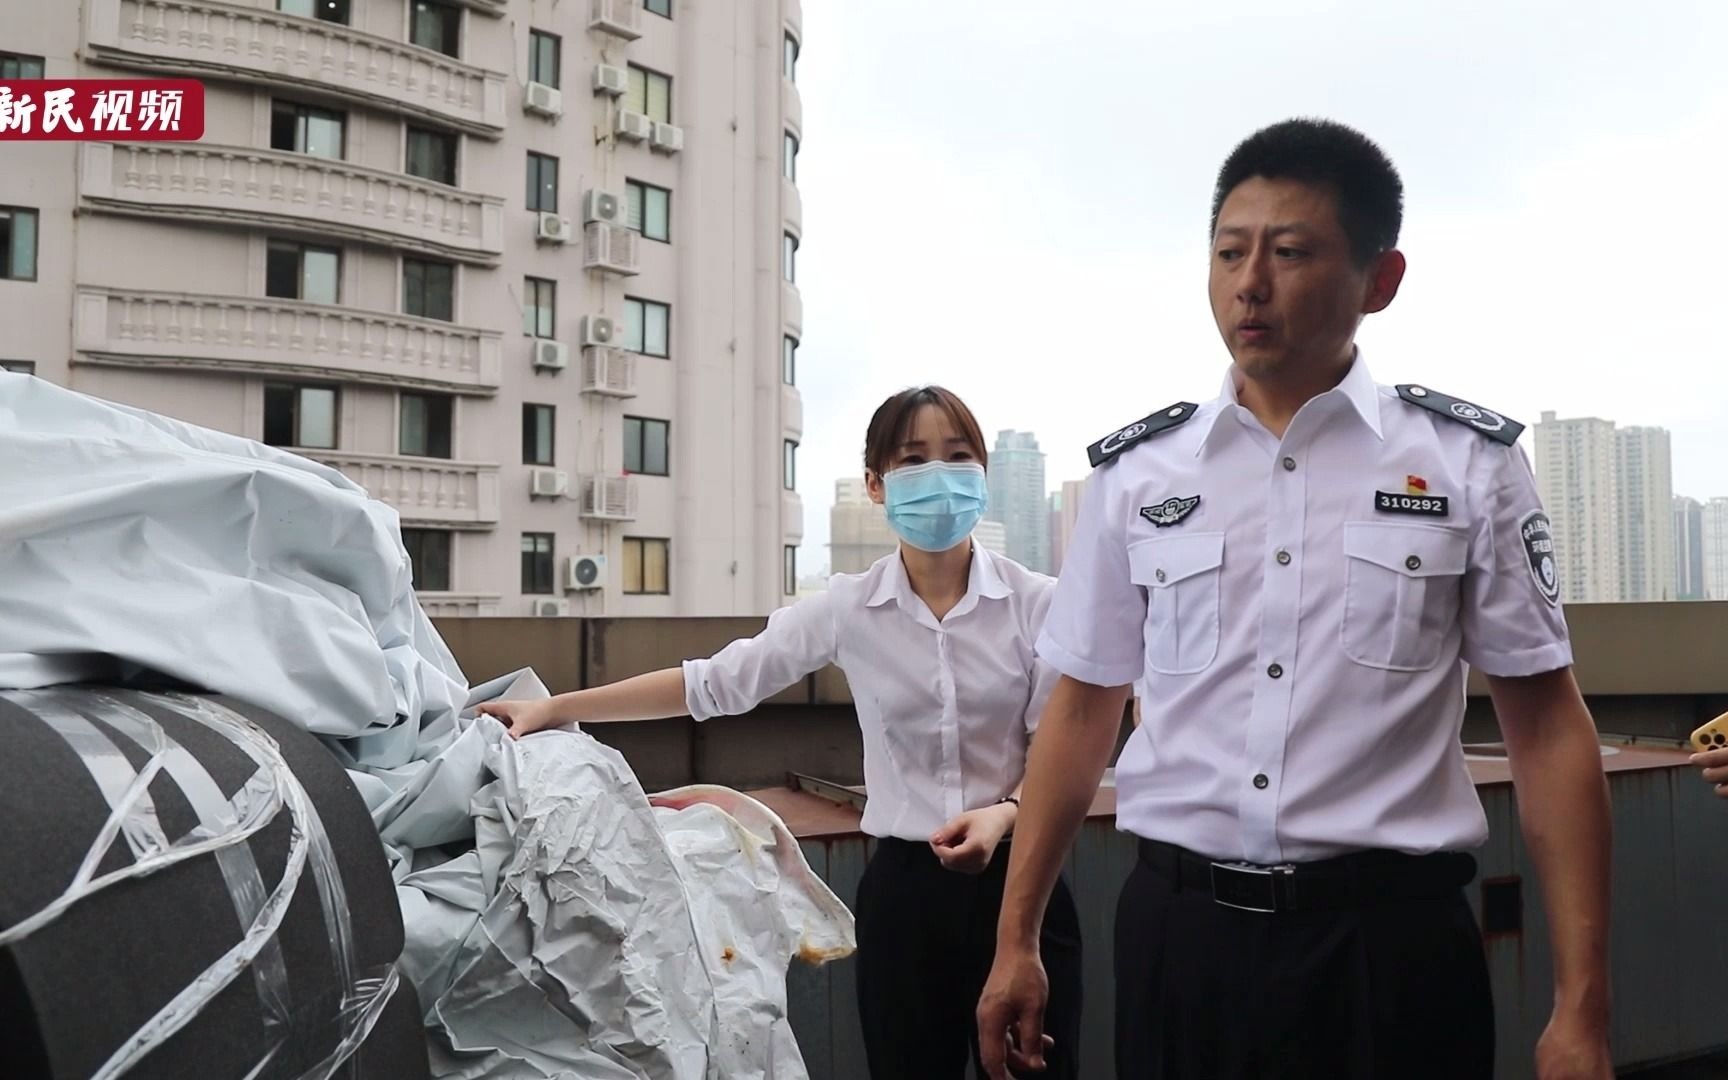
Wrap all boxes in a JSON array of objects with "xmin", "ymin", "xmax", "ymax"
[
  {"xmin": 788, "ymin": 841, "xmax": 836, "ymax": 1075},
  {"xmin": 1607, "ymin": 768, "xmax": 1684, "ymax": 1064},
  {"xmin": 1669, "ymin": 772, "xmax": 1728, "ymax": 1057}
]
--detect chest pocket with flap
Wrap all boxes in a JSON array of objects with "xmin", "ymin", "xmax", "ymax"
[
  {"xmin": 1129, "ymin": 532, "xmax": 1225, "ymax": 676},
  {"xmin": 1341, "ymin": 521, "xmax": 1469, "ymax": 671}
]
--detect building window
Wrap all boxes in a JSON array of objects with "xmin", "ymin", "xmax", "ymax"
[
  {"xmin": 625, "ymin": 180, "xmax": 670, "ymax": 242},
  {"xmin": 623, "ymin": 416, "xmax": 669, "ymax": 477},
  {"xmin": 265, "ymin": 240, "xmax": 339, "ymax": 304},
  {"xmin": 528, "ymin": 29, "xmax": 560, "ymax": 88},
  {"xmin": 271, "ymin": 100, "xmax": 345, "ymax": 160},
  {"xmin": 525, "ymin": 152, "xmax": 559, "ymax": 213},
  {"xmin": 405, "ymin": 126, "xmax": 458, "ymax": 185},
  {"xmin": 0, "ymin": 52, "xmax": 46, "ymax": 79},
  {"xmin": 400, "ymin": 392, "xmax": 453, "ymax": 459},
  {"xmin": 523, "ymin": 276, "xmax": 555, "ymax": 337},
  {"xmin": 622, "ymin": 297, "xmax": 670, "ymax": 357},
  {"xmin": 409, "ymin": 0, "xmax": 461, "ymax": 58},
  {"xmin": 263, "ymin": 383, "xmax": 337, "ymax": 449},
  {"xmin": 523, "ymin": 403, "xmax": 555, "ymax": 466},
  {"xmin": 626, "ymin": 65, "xmax": 672, "ymax": 123},
  {"xmin": 521, "ymin": 533, "xmax": 555, "ymax": 594},
  {"xmin": 0, "ymin": 207, "xmax": 39, "ymax": 282},
  {"xmin": 783, "ymin": 132, "xmax": 798, "ymax": 182},
  {"xmin": 782, "ymin": 335, "xmax": 797, "ymax": 385},
  {"xmin": 645, "ymin": 0, "xmax": 671, "ymax": 17},
  {"xmin": 784, "ymin": 545, "xmax": 797, "ymax": 595},
  {"xmin": 784, "ymin": 34, "xmax": 798, "ymax": 82},
  {"xmin": 2, "ymin": 360, "xmax": 36, "ymax": 375},
  {"xmin": 403, "ymin": 258, "xmax": 454, "ymax": 321},
  {"xmin": 782, "ymin": 233, "xmax": 797, "ymax": 283},
  {"xmin": 622, "ymin": 537, "xmax": 669, "ymax": 595},
  {"xmin": 277, "ymin": 0, "xmax": 349, "ymax": 24},
  {"xmin": 401, "ymin": 528, "xmax": 452, "ymax": 591},
  {"xmin": 783, "ymin": 439, "xmax": 797, "ymax": 490}
]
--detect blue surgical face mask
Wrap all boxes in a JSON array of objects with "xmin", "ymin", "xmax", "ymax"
[{"xmin": 881, "ymin": 461, "xmax": 989, "ymax": 552}]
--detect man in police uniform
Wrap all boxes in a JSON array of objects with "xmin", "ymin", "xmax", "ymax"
[{"xmin": 976, "ymin": 119, "xmax": 1613, "ymax": 1079}]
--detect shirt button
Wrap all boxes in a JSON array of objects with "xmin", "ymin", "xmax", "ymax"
[
  {"xmin": 1154, "ymin": 568, "xmax": 1166, "ymax": 583},
  {"xmin": 1282, "ymin": 456, "xmax": 1297, "ymax": 472},
  {"xmin": 1253, "ymin": 773, "xmax": 1269, "ymax": 790},
  {"xmin": 1275, "ymin": 549, "xmax": 1291, "ymax": 565},
  {"xmin": 1405, "ymin": 555, "xmax": 1422, "ymax": 571},
  {"xmin": 1267, "ymin": 663, "xmax": 1283, "ymax": 679}
]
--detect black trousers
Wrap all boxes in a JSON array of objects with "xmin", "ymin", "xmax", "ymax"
[
  {"xmin": 1114, "ymin": 845, "xmax": 1496, "ymax": 1079},
  {"xmin": 855, "ymin": 837, "xmax": 1084, "ymax": 1080}
]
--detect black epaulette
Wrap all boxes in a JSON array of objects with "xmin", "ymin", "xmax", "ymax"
[
  {"xmin": 1086, "ymin": 403, "xmax": 1199, "ymax": 468},
  {"xmin": 1394, "ymin": 385, "xmax": 1525, "ymax": 446}
]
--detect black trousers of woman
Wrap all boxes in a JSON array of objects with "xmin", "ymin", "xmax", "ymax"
[{"xmin": 854, "ymin": 837, "xmax": 1084, "ymax": 1079}]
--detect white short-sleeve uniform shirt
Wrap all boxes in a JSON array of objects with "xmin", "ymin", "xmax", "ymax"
[
  {"xmin": 1038, "ymin": 354, "xmax": 1572, "ymax": 864},
  {"xmin": 684, "ymin": 546, "xmax": 1060, "ymax": 840}
]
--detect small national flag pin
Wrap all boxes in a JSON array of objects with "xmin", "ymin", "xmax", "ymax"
[{"xmin": 1406, "ymin": 475, "xmax": 1428, "ymax": 495}]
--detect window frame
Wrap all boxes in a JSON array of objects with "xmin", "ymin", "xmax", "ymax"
[
  {"xmin": 782, "ymin": 232, "xmax": 798, "ymax": 283},
  {"xmin": 783, "ymin": 439, "xmax": 798, "ymax": 491},
  {"xmin": 399, "ymin": 391, "xmax": 454, "ymax": 459},
  {"xmin": 523, "ymin": 276, "xmax": 556, "ymax": 338},
  {"xmin": 522, "ymin": 403, "xmax": 555, "ymax": 466},
  {"xmin": 270, "ymin": 99, "xmax": 346, "ymax": 159},
  {"xmin": 402, "ymin": 256, "xmax": 455, "ymax": 321},
  {"xmin": 625, "ymin": 64, "xmax": 673, "ymax": 124},
  {"xmin": 525, "ymin": 151, "xmax": 559, "ymax": 214},
  {"xmin": 783, "ymin": 131, "xmax": 798, "ymax": 183},
  {"xmin": 521, "ymin": 532, "xmax": 556, "ymax": 595},
  {"xmin": 404, "ymin": 124, "xmax": 459, "ymax": 186},
  {"xmin": 2, "ymin": 360, "xmax": 37, "ymax": 375},
  {"xmin": 622, "ymin": 296, "xmax": 671, "ymax": 358},
  {"xmin": 263, "ymin": 382, "xmax": 340, "ymax": 450},
  {"xmin": 622, "ymin": 537, "xmax": 671, "ymax": 596},
  {"xmin": 782, "ymin": 335, "xmax": 797, "ymax": 386},
  {"xmin": 783, "ymin": 545, "xmax": 797, "ymax": 596},
  {"xmin": 0, "ymin": 206, "xmax": 40, "ymax": 282},
  {"xmin": 0, "ymin": 52, "xmax": 47, "ymax": 79},
  {"xmin": 622, "ymin": 415, "xmax": 670, "ymax": 478},
  {"xmin": 408, "ymin": 0, "xmax": 462, "ymax": 58},
  {"xmin": 400, "ymin": 527, "xmax": 453, "ymax": 592},
  {"xmin": 265, "ymin": 238, "xmax": 341, "ymax": 304},
  {"xmin": 625, "ymin": 179, "xmax": 671, "ymax": 243},
  {"xmin": 644, "ymin": 0, "xmax": 672, "ymax": 18},
  {"xmin": 783, "ymin": 34, "xmax": 798, "ymax": 83},
  {"xmin": 528, "ymin": 28, "xmax": 561, "ymax": 88}
]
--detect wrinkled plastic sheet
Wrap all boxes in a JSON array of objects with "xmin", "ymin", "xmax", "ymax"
[{"xmin": 0, "ymin": 372, "xmax": 855, "ymax": 1078}]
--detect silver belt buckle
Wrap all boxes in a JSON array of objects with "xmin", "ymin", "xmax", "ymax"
[{"xmin": 1209, "ymin": 860, "xmax": 1296, "ymax": 913}]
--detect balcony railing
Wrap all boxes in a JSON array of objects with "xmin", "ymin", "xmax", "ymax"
[
  {"xmin": 74, "ymin": 287, "xmax": 502, "ymax": 393},
  {"xmin": 84, "ymin": 0, "xmax": 507, "ymax": 135},
  {"xmin": 418, "ymin": 592, "xmax": 502, "ymax": 617},
  {"xmin": 309, "ymin": 451, "xmax": 500, "ymax": 526},
  {"xmin": 81, "ymin": 143, "xmax": 504, "ymax": 263}
]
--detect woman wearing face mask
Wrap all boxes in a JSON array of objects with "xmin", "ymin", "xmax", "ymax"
[{"xmin": 477, "ymin": 385, "xmax": 1084, "ymax": 1079}]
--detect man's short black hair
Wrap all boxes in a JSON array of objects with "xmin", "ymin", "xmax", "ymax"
[{"xmin": 1210, "ymin": 118, "xmax": 1404, "ymax": 265}]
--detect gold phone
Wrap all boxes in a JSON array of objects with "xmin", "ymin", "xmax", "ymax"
[{"xmin": 1689, "ymin": 711, "xmax": 1728, "ymax": 753}]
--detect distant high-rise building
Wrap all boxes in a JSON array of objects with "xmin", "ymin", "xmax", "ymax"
[
  {"xmin": 1615, "ymin": 427, "xmax": 1675, "ymax": 601},
  {"xmin": 987, "ymin": 430, "xmax": 1049, "ymax": 573},
  {"xmin": 829, "ymin": 478, "xmax": 897, "ymax": 575},
  {"xmin": 1535, "ymin": 412, "xmax": 1620, "ymax": 603},
  {"xmin": 1049, "ymin": 478, "xmax": 1089, "ymax": 576},
  {"xmin": 1675, "ymin": 496, "xmax": 1707, "ymax": 600},
  {"xmin": 1703, "ymin": 498, "xmax": 1728, "ymax": 601},
  {"xmin": 974, "ymin": 519, "xmax": 1009, "ymax": 558}
]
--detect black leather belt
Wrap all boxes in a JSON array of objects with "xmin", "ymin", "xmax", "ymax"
[{"xmin": 1137, "ymin": 838, "xmax": 1477, "ymax": 914}]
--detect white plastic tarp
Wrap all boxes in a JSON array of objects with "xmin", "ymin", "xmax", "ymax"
[{"xmin": 0, "ymin": 371, "xmax": 855, "ymax": 1078}]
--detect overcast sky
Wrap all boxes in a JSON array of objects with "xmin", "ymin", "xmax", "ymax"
[{"xmin": 790, "ymin": 0, "xmax": 1728, "ymax": 575}]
